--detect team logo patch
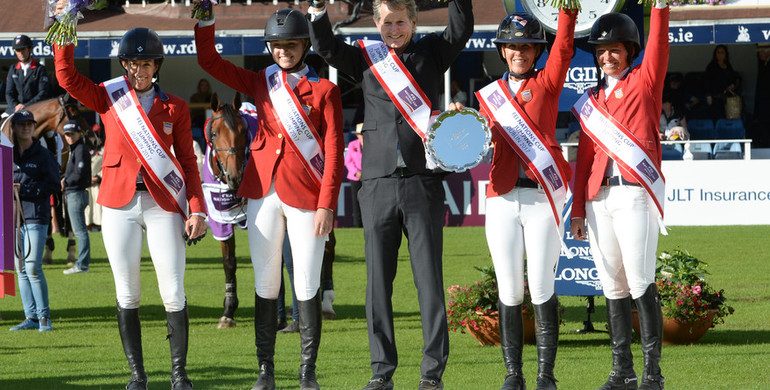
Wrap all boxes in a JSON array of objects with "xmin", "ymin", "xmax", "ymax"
[
  {"xmin": 163, "ymin": 171, "xmax": 184, "ymax": 193},
  {"xmin": 111, "ymin": 88, "xmax": 131, "ymax": 111},
  {"xmin": 614, "ymin": 89, "xmax": 624, "ymax": 99},
  {"xmin": 310, "ymin": 153, "xmax": 325, "ymax": 174},
  {"xmin": 163, "ymin": 122, "xmax": 173, "ymax": 134},
  {"xmin": 302, "ymin": 105, "xmax": 311, "ymax": 116},
  {"xmin": 521, "ymin": 90, "xmax": 533, "ymax": 102},
  {"xmin": 542, "ymin": 166, "xmax": 563, "ymax": 190},
  {"xmin": 636, "ymin": 160, "xmax": 660, "ymax": 183},
  {"xmin": 397, "ymin": 87, "xmax": 423, "ymax": 112},
  {"xmin": 488, "ymin": 91, "xmax": 506, "ymax": 110},
  {"xmin": 268, "ymin": 72, "xmax": 281, "ymax": 92},
  {"xmin": 580, "ymin": 101, "xmax": 593, "ymax": 118}
]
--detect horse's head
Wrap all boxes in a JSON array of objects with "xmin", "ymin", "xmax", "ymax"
[
  {"xmin": 207, "ymin": 92, "xmax": 248, "ymax": 190},
  {"xmin": 59, "ymin": 93, "xmax": 101, "ymax": 150}
]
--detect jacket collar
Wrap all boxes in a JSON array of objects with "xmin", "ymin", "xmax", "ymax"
[
  {"xmin": 153, "ymin": 83, "xmax": 169, "ymax": 101},
  {"xmin": 15, "ymin": 57, "xmax": 38, "ymax": 70}
]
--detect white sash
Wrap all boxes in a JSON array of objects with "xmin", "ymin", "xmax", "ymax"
[
  {"xmin": 572, "ymin": 91, "xmax": 667, "ymax": 234},
  {"xmin": 359, "ymin": 40, "xmax": 439, "ymax": 169},
  {"xmin": 102, "ymin": 76, "xmax": 188, "ymax": 219},
  {"xmin": 476, "ymin": 79, "xmax": 569, "ymax": 227},
  {"xmin": 265, "ymin": 64, "xmax": 324, "ymax": 188}
]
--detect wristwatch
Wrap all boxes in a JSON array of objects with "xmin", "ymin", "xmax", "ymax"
[{"xmin": 519, "ymin": 0, "xmax": 626, "ymax": 38}]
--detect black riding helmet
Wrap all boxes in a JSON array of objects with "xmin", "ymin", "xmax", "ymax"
[
  {"xmin": 588, "ymin": 13, "xmax": 641, "ymax": 64},
  {"xmin": 13, "ymin": 34, "xmax": 33, "ymax": 50},
  {"xmin": 118, "ymin": 27, "xmax": 165, "ymax": 79},
  {"xmin": 264, "ymin": 9, "xmax": 311, "ymax": 72},
  {"xmin": 492, "ymin": 13, "xmax": 547, "ymax": 79}
]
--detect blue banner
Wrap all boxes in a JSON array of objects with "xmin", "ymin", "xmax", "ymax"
[
  {"xmin": 555, "ymin": 198, "xmax": 603, "ymax": 297},
  {"xmin": 2, "ymin": 22, "xmax": 768, "ymax": 59}
]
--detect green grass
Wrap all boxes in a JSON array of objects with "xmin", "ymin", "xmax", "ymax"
[{"xmin": 1, "ymin": 226, "xmax": 769, "ymax": 389}]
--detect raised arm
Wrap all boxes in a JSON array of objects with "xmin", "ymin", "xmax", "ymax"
[
  {"xmin": 641, "ymin": 3, "xmax": 670, "ymax": 98},
  {"xmin": 54, "ymin": 44, "xmax": 109, "ymax": 113},
  {"xmin": 307, "ymin": 10, "xmax": 368, "ymax": 81},
  {"xmin": 541, "ymin": 8, "xmax": 577, "ymax": 93},
  {"xmin": 194, "ymin": 22, "xmax": 261, "ymax": 97},
  {"xmin": 433, "ymin": 0, "xmax": 474, "ymax": 71}
]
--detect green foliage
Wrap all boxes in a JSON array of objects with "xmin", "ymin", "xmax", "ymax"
[
  {"xmin": 446, "ymin": 265, "xmax": 537, "ymax": 333},
  {"xmin": 656, "ymin": 249, "xmax": 735, "ymax": 326}
]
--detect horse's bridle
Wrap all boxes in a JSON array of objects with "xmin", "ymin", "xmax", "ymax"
[
  {"xmin": 206, "ymin": 114, "xmax": 247, "ymax": 184},
  {"xmin": 55, "ymin": 93, "xmax": 80, "ymax": 131}
]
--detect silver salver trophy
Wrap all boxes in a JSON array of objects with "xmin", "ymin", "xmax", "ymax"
[{"xmin": 425, "ymin": 108, "xmax": 491, "ymax": 172}]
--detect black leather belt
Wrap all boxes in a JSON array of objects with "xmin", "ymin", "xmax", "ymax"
[
  {"xmin": 603, "ymin": 176, "xmax": 641, "ymax": 187},
  {"xmin": 517, "ymin": 178, "xmax": 540, "ymax": 189},
  {"xmin": 388, "ymin": 167, "xmax": 414, "ymax": 178},
  {"xmin": 136, "ymin": 182, "xmax": 149, "ymax": 192}
]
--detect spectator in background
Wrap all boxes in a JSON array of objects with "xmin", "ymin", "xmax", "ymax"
[
  {"xmin": 189, "ymin": 78, "xmax": 212, "ymax": 150},
  {"xmin": 10, "ymin": 110, "xmax": 59, "ymax": 332},
  {"xmin": 344, "ymin": 123, "xmax": 364, "ymax": 228},
  {"xmin": 86, "ymin": 141, "xmax": 103, "ymax": 232},
  {"xmin": 663, "ymin": 72, "xmax": 685, "ymax": 112},
  {"xmin": 4, "ymin": 35, "xmax": 50, "ymax": 118},
  {"xmin": 62, "ymin": 120, "xmax": 92, "ymax": 275},
  {"xmin": 705, "ymin": 44, "xmax": 741, "ymax": 119},
  {"xmin": 660, "ymin": 92, "xmax": 689, "ymax": 140},
  {"xmin": 753, "ymin": 43, "xmax": 770, "ymax": 147}
]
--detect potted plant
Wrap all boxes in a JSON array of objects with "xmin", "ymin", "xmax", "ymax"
[
  {"xmin": 652, "ymin": 249, "xmax": 735, "ymax": 344},
  {"xmin": 446, "ymin": 265, "xmax": 536, "ymax": 346}
]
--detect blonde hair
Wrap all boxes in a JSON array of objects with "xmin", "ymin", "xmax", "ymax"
[{"xmin": 373, "ymin": 0, "xmax": 417, "ymax": 24}]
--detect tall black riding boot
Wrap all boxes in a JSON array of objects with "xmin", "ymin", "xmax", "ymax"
[
  {"xmin": 534, "ymin": 294, "xmax": 560, "ymax": 390},
  {"xmin": 252, "ymin": 293, "xmax": 277, "ymax": 390},
  {"xmin": 117, "ymin": 305, "xmax": 148, "ymax": 390},
  {"xmin": 499, "ymin": 301, "xmax": 525, "ymax": 390},
  {"xmin": 298, "ymin": 290, "xmax": 322, "ymax": 390},
  {"xmin": 597, "ymin": 297, "xmax": 638, "ymax": 390},
  {"xmin": 167, "ymin": 305, "xmax": 193, "ymax": 390},
  {"xmin": 635, "ymin": 284, "xmax": 665, "ymax": 390}
]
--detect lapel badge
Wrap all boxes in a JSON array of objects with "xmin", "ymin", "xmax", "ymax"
[
  {"xmin": 614, "ymin": 88, "xmax": 624, "ymax": 99},
  {"xmin": 163, "ymin": 122, "xmax": 173, "ymax": 135},
  {"xmin": 521, "ymin": 89, "xmax": 533, "ymax": 102}
]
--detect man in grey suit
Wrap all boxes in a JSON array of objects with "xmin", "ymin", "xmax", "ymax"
[{"xmin": 308, "ymin": 1, "xmax": 473, "ymax": 389}]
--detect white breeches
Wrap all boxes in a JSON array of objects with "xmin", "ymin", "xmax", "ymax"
[
  {"xmin": 246, "ymin": 186, "xmax": 326, "ymax": 301},
  {"xmin": 485, "ymin": 188, "xmax": 563, "ymax": 306},
  {"xmin": 586, "ymin": 185, "xmax": 658, "ymax": 300},
  {"xmin": 101, "ymin": 192, "xmax": 187, "ymax": 311}
]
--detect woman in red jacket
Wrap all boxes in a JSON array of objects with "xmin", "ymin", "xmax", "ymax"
[
  {"xmin": 54, "ymin": 25, "xmax": 206, "ymax": 390},
  {"xmin": 570, "ymin": 3, "xmax": 670, "ymax": 390},
  {"xmin": 195, "ymin": 7, "xmax": 343, "ymax": 390},
  {"xmin": 472, "ymin": 10, "xmax": 576, "ymax": 390}
]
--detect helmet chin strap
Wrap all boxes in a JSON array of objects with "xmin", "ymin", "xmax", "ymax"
[{"xmin": 509, "ymin": 66, "xmax": 536, "ymax": 80}]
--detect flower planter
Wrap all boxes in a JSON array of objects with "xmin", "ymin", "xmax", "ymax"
[
  {"xmin": 661, "ymin": 311, "xmax": 715, "ymax": 345},
  {"xmin": 464, "ymin": 310, "xmax": 536, "ymax": 346},
  {"xmin": 632, "ymin": 309, "xmax": 715, "ymax": 345}
]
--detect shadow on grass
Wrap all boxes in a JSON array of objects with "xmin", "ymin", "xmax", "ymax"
[{"xmin": 692, "ymin": 329, "xmax": 770, "ymax": 345}]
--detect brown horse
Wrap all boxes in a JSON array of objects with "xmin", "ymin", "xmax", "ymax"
[
  {"xmin": 207, "ymin": 92, "xmax": 248, "ymax": 191},
  {"xmin": 206, "ymin": 92, "xmax": 251, "ymax": 328},
  {"xmin": 1, "ymin": 93, "xmax": 97, "ymax": 151}
]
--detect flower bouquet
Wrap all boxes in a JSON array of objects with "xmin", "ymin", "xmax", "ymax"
[
  {"xmin": 44, "ymin": 0, "xmax": 99, "ymax": 47},
  {"xmin": 191, "ymin": 0, "xmax": 218, "ymax": 21}
]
